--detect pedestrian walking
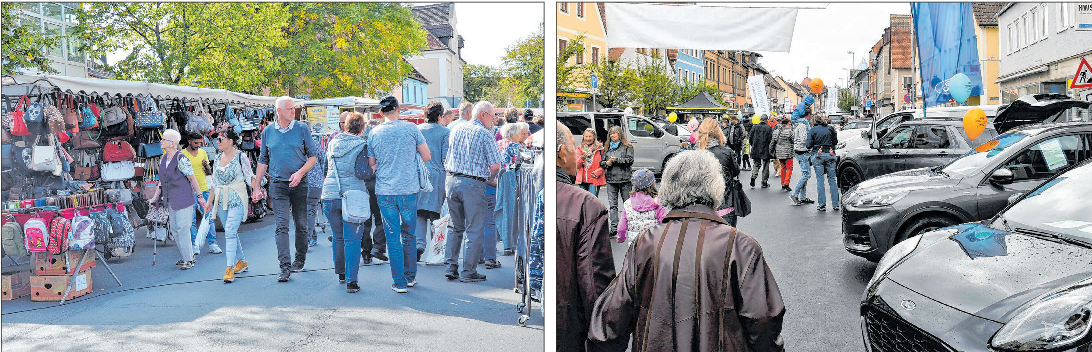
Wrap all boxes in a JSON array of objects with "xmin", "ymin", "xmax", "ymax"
[
  {"xmin": 181, "ymin": 133, "xmax": 222, "ymax": 256},
  {"xmin": 807, "ymin": 115, "xmax": 840, "ymax": 211},
  {"xmin": 415, "ymin": 101, "xmax": 450, "ymax": 263},
  {"xmin": 725, "ymin": 116, "xmax": 746, "ymax": 168},
  {"xmin": 305, "ymin": 124, "xmax": 327, "ymax": 248},
  {"xmin": 195, "ymin": 129, "xmax": 253, "ymax": 283},
  {"xmin": 791, "ymin": 106, "xmax": 816, "ymax": 205},
  {"xmin": 322, "ymin": 112, "xmax": 370, "ymax": 293},
  {"xmin": 695, "ymin": 119, "xmax": 741, "ymax": 226},
  {"xmin": 362, "ymin": 115, "xmax": 387, "ymax": 264},
  {"xmin": 369, "ymin": 96, "xmax": 431, "ymax": 293},
  {"xmin": 555, "ymin": 121, "xmax": 616, "ymax": 352},
  {"xmin": 576, "ymin": 129, "xmax": 606, "ymax": 196},
  {"xmin": 616, "ymin": 169, "xmax": 666, "ymax": 243},
  {"xmin": 587, "ymin": 150, "xmax": 786, "ymax": 352},
  {"xmin": 492, "ymin": 121, "xmax": 530, "ymax": 266},
  {"xmin": 600, "ymin": 126, "xmax": 635, "ymax": 238},
  {"xmin": 444, "ymin": 100, "xmax": 504, "ymax": 284},
  {"xmin": 149, "ymin": 129, "xmax": 209, "ymax": 271},
  {"xmin": 252, "ymin": 96, "xmax": 321, "ymax": 282},
  {"xmin": 749, "ymin": 114, "xmax": 774, "ymax": 188},
  {"xmin": 770, "ymin": 117, "xmax": 796, "ymax": 191}
]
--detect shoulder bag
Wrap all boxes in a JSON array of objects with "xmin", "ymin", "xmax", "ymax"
[
  {"xmin": 61, "ymin": 93, "xmax": 80, "ymax": 133},
  {"xmin": 185, "ymin": 100, "xmax": 213, "ymax": 135},
  {"xmin": 135, "ymin": 96, "xmax": 165, "ymax": 128},
  {"xmin": 31, "ymin": 135, "xmax": 59, "ymax": 172},
  {"xmin": 332, "ymin": 156, "xmax": 370, "ymax": 224},
  {"xmin": 8, "ymin": 95, "xmax": 32, "ymax": 136},
  {"xmin": 101, "ymin": 161, "xmax": 136, "ymax": 182},
  {"xmin": 103, "ymin": 140, "xmax": 136, "ymax": 162},
  {"xmin": 78, "ymin": 95, "xmax": 99, "ymax": 130},
  {"xmin": 24, "ymin": 90, "xmax": 47, "ymax": 136}
]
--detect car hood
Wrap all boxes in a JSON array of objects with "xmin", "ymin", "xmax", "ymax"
[
  {"xmin": 994, "ymin": 94, "xmax": 1091, "ymax": 134},
  {"xmin": 851, "ymin": 167, "xmax": 960, "ymax": 194},
  {"xmin": 886, "ymin": 223, "xmax": 1092, "ymax": 323}
]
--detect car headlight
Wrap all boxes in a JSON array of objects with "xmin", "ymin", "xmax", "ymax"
[
  {"xmin": 852, "ymin": 190, "xmax": 910, "ymax": 207},
  {"xmin": 866, "ymin": 233, "xmax": 925, "ymax": 290},
  {"xmin": 991, "ymin": 279, "xmax": 1092, "ymax": 351}
]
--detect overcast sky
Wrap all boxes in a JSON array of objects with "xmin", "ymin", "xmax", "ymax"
[
  {"xmin": 454, "ymin": 3, "xmax": 545, "ymax": 68},
  {"xmin": 755, "ymin": 3, "xmax": 913, "ymax": 89}
]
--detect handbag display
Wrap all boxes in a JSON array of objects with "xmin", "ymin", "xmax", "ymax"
[
  {"xmin": 31, "ymin": 135, "xmax": 59, "ymax": 172},
  {"xmin": 332, "ymin": 156, "xmax": 370, "ymax": 224},
  {"xmin": 72, "ymin": 151, "xmax": 100, "ymax": 181},
  {"xmin": 44, "ymin": 95, "xmax": 65, "ymax": 134},
  {"xmin": 61, "ymin": 93, "xmax": 80, "ymax": 133},
  {"xmin": 102, "ymin": 98, "xmax": 127, "ymax": 126},
  {"xmin": 8, "ymin": 95, "xmax": 32, "ymax": 136},
  {"xmin": 101, "ymin": 161, "xmax": 136, "ymax": 181},
  {"xmin": 135, "ymin": 96, "xmax": 165, "ymax": 128},
  {"xmin": 78, "ymin": 96, "xmax": 99, "ymax": 130},
  {"xmin": 138, "ymin": 129, "xmax": 163, "ymax": 158},
  {"xmin": 103, "ymin": 140, "xmax": 136, "ymax": 161},
  {"xmin": 185, "ymin": 100, "xmax": 213, "ymax": 135},
  {"xmin": 238, "ymin": 107, "xmax": 261, "ymax": 131},
  {"xmin": 69, "ymin": 129, "xmax": 102, "ymax": 150},
  {"xmin": 24, "ymin": 91, "xmax": 47, "ymax": 136}
]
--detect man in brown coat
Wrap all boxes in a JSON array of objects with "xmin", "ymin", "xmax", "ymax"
[
  {"xmin": 556, "ymin": 122, "xmax": 618, "ymax": 352},
  {"xmin": 587, "ymin": 150, "xmax": 786, "ymax": 352}
]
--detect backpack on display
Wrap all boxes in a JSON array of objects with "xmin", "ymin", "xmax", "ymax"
[
  {"xmin": 47, "ymin": 215, "xmax": 71, "ymax": 255},
  {"xmin": 69, "ymin": 215, "xmax": 95, "ymax": 250},
  {"xmin": 23, "ymin": 215, "xmax": 49, "ymax": 252},
  {"xmin": 88, "ymin": 208, "xmax": 111, "ymax": 254},
  {"xmin": 1, "ymin": 218, "xmax": 29, "ymax": 257},
  {"xmin": 106, "ymin": 206, "xmax": 135, "ymax": 257}
]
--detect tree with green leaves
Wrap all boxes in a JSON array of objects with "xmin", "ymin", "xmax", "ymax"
[
  {"xmin": 463, "ymin": 64, "xmax": 502, "ymax": 103},
  {"xmin": 632, "ymin": 55, "xmax": 674, "ymax": 116},
  {"xmin": 2, "ymin": 3, "xmax": 61, "ymax": 75},
  {"xmin": 500, "ymin": 23, "xmax": 544, "ymax": 108},
  {"xmin": 589, "ymin": 58, "xmax": 635, "ymax": 109},
  {"xmin": 555, "ymin": 34, "xmax": 586, "ymax": 93},
  {"xmin": 838, "ymin": 87, "xmax": 859, "ymax": 112}
]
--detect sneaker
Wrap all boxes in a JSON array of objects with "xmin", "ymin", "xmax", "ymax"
[
  {"xmin": 445, "ymin": 267, "xmax": 459, "ymax": 280},
  {"xmin": 180, "ymin": 261, "xmax": 195, "ymax": 270},
  {"xmin": 372, "ymin": 249, "xmax": 389, "ymax": 262},
  {"xmin": 277, "ymin": 268, "xmax": 291, "ymax": 282},
  {"xmin": 233, "ymin": 260, "xmax": 249, "ymax": 273},
  {"xmin": 833, "ymin": 206, "xmax": 841, "ymax": 211},
  {"xmin": 802, "ymin": 198, "xmax": 816, "ymax": 204},
  {"xmin": 361, "ymin": 253, "xmax": 373, "ymax": 265},
  {"xmin": 459, "ymin": 273, "xmax": 487, "ymax": 283},
  {"xmin": 208, "ymin": 243, "xmax": 223, "ymax": 254},
  {"xmin": 782, "ymin": 185, "xmax": 792, "ymax": 192},
  {"xmin": 407, "ymin": 277, "xmax": 417, "ymax": 287},
  {"xmin": 762, "ymin": 182, "xmax": 770, "ymax": 188},
  {"xmin": 484, "ymin": 260, "xmax": 502, "ymax": 269},
  {"xmin": 750, "ymin": 178, "xmax": 756, "ymax": 188},
  {"xmin": 338, "ymin": 274, "xmax": 346, "ymax": 284},
  {"xmin": 290, "ymin": 261, "xmax": 305, "ymax": 272},
  {"xmin": 307, "ymin": 236, "xmax": 317, "ymax": 247},
  {"xmin": 391, "ymin": 285, "xmax": 408, "ymax": 293},
  {"xmin": 416, "ymin": 248, "xmax": 424, "ymax": 262},
  {"xmin": 223, "ymin": 267, "xmax": 235, "ymax": 283},
  {"xmin": 817, "ymin": 205, "xmax": 827, "ymax": 211},
  {"xmin": 347, "ymin": 281, "xmax": 360, "ymax": 293},
  {"xmin": 175, "ymin": 259, "xmax": 185, "ymax": 266},
  {"xmin": 501, "ymin": 249, "xmax": 515, "ymax": 256},
  {"xmin": 790, "ymin": 195, "xmax": 802, "ymax": 206}
]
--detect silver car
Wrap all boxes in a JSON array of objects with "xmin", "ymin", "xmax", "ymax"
[{"xmin": 558, "ymin": 112, "xmax": 683, "ymax": 173}]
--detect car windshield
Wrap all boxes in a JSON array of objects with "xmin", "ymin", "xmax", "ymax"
[
  {"xmin": 940, "ymin": 132, "xmax": 1028, "ymax": 177},
  {"xmin": 1001, "ymin": 163, "xmax": 1092, "ymax": 242}
]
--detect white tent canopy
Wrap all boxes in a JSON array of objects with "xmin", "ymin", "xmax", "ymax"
[
  {"xmin": 604, "ymin": 3, "xmax": 799, "ymax": 52},
  {"xmin": 2, "ymin": 74, "xmax": 281, "ymax": 106}
]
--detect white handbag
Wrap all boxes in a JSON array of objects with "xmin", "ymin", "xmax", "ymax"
[
  {"xmin": 332, "ymin": 154, "xmax": 370, "ymax": 224},
  {"xmin": 101, "ymin": 161, "xmax": 136, "ymax": 181},
  {"xmin": 31, "ymin": 135, "xmax": 59, "ymax": 172}
]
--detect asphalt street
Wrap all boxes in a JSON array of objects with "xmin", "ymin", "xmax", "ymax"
[
  {"xmin": 1, "ymin": 213, "xmax": 544, "ymax": 351},
  {"xmin": 598, "ymin": 159, "xmax": 877, "ymax": 352}
]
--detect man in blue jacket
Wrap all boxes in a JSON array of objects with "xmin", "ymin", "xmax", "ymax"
[{"xmin": 805, "ymin": 114, "xmax": 839, "ymax": 211}]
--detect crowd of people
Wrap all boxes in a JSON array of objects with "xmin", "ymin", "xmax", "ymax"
[
  {"xmin": 157, "ymin": 95, "xmax": 543, "ymax": 294},
  {"xmin": 557, "ymin": 102, "xmax": 844, "ymax": 351}
]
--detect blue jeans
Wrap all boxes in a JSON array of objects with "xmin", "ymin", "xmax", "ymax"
[
  {"xmin": 323, "ymin": 200, "xmax": 365, "ymax": 282},
  {"xmin": 811, "ymin": 152, "xmax": 840, "ymax": 207},
  {"xmin": 378, "ymin": 194, "xmax": 417, "ymax": 289},
  {"xmin": 482, "ymin": 185, "xmax": 497, "ymax": 262},
  {"xmin": 581, "ymin": 183, "xmax": 598, "ymax": 196},
  {"xmin": 195, "ymin": 203, "xmax": 245, "ymax": 267},
  {"xmin": 445, "ymin": 176, "xmax": 488, "ymax": 278},
  {"xmin": 497, "ymin": 171, "xmax": 519, "ymax": 251},
  {"xmin": 191, "ymin": 190, "xmax": 217, "ymax": 249},
  {"xmin": 793, "ymin": 152, "xmax": 813, "ymax": 199}
]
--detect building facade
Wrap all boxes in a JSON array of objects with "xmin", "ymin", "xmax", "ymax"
[
  {"xmin": 557, "ymin": 2, "xmax": 608, "ymax": 111},
  {"xmin": 972, "ymin": 2, "xmax": 1004, "ymax": 105},
  {"xmin": 997, "ymin": 3, "xmax": 1092, "ymax": 103},
  {"xmin": 394, "ymin": 67, "xmax": 431, "ymax": 107},
  {"xmin": 408, "ymin": 3, "xmax": 465, "ymax": 108},
  {"xmin": 6, "ymin": 3, "xmax": 91, "ymax": 78},
  {"xmin": 675, "ymin": 49, "xmax": 704, "ymax": 84}
]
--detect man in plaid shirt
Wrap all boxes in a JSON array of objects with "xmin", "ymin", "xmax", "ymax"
[{"xmin": 444, "ymin": 100, "xmax": 504, "ymax": 282}]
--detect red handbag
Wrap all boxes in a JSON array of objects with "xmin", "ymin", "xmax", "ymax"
[
  {"xmin": 103, "ymin": 140, "xmax": 136, "ymax": 161},
  {"xmin": 9, "ymin": 95, "xmax": 32, "ymax": 136}
]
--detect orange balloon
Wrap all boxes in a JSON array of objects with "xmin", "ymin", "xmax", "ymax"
[
  {"xmin": 810, "ymin": 78, "xmax": 824, "ymax": 94},
  {"xmin": 963, "ymin": 108, "xmax": 988, "ymax": 141}
]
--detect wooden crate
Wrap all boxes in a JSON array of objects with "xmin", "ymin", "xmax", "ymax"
[
  {"xmin": 30, "ymin": 269, "xmax": 92, "ymax": 301},
  {"xmin": 2, "ymin": 270, "xmax": 32, "ymax": 300},
  {"xmin": 34, "ymin": 249, "xmax": 96, "ymax": 276}
]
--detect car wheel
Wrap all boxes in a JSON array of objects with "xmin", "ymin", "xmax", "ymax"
[
  {"xmin": 839, "ymin": 166, "xmax": 863, "ymax": 191},
  {"xmin": 661, "ymin": 153, "xmax": 676, "ymax": 174},
  {"xmin": 897, "ymin": 215, "xmax": 956, "ymax": 244}
]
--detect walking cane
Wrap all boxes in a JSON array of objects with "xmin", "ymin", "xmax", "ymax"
[{"xmin": 152, "ymin": 223, "xmax": 157, "ymax": 266}]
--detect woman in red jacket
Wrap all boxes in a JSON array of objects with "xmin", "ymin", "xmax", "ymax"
[{"xmin": 576, "ymin": 128, "xmax": 607, "ymax": 196}]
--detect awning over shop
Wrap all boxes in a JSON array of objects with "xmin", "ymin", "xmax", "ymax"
[
  {"xmin": 667, "ymin": 92, "xmax": 730, "ymax": 114},
  {"xmin": 2, "ymin": 74, "xmax": 281, "ymax": 106}
]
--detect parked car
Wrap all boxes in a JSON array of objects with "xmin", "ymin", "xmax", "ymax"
[
  {"xmin": 558, "ymin": 112, "xmax": 682, "ymax": 173},
  {"xmin": 860, "ymin": 158, "xmax": 1092, "ymax": 352},
  {"xmin": 842, "ymin": 94, "xmax": 1092, "ymax": 262}
]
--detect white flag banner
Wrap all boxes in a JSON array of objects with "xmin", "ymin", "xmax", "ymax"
[
  {"xmin": 605, "ymin": 3, "xmax": 798, "ymax": 52},
  {"xmin": 747, "ymin": 75, "xmax": 770, "ymax": 116},
  {"xmin": 826, "ymin": 89, "xmax": 838, "ymax": 115},
  {"xmin": 783, "ymin": 98, "xmax": 793, "ymax": 114}
]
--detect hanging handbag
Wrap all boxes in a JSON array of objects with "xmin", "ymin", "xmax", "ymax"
[
  {"xmin": 104, "ymin": 95, "xmax": 135, "ymax": 141},
  {"xmin": 238, "ymin": 107, "xmax": 260, "ymax": 131},
  {"xmin": 138, "ymin": 129, "xmax": 163, "ymax": 158},
  {"xmin": 24, "ymin": 89, "xmax": 47, "ymax": 136},
  {"xmin": 101, "ymin": 161, "xmax": 136, "ymax": 181},
  {"xmin": 61, "ymin": 93, "xmax": 80, "ymax": 133},
  {"xmin": 103, "ymin": 140, "xmax": 136, "ymax": 162},
  {"xmin": 728, "ymin": 178, "xmax": 752, "ymax": 217},
  {"xmin": 185, "ymin": 99, "xmax": 213, "ymax": 135},
  {"xmin": 332, "ymin": 156, "xmax": 370, "ymax": 224},
  {"xmin": 44, "ymin": 94, "xmax": 66, "ymax": 134},
  {"xmin": 135, "ymin": 96, "xmax": 166, "ymax": 128},
  {"xmin": 102, "ymin": 97, "xmax": 127, "ymax": 126},
  {"xmin": 78, "ymin": 95, "xmax": 99, "ymax": 129},
  {"xmin": 31, "ymin": 135, "xmax": 59, "ymax": 172},
  {"xmin": 69, "ymin": 129, "xmax": 102, "ymax": 150},
  {"xmin": 8, "ymin": 95, "xmax": 32, "ymax": 136},
  {"xmin": 72, "ymin": 151, "xmax": 100, "ymax": 181}
]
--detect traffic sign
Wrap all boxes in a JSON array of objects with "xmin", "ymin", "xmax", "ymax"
[
  {"xmin": 1071, "ymin": 57, "xmax": 1092, "ymax": 89},
  {"xmin": 590, "ymin": 74, "xmax": 598, "ymax": 88},
  {"xmin": 864, "ymin": 100, "xmax": 873, "ymax": 108},
  {"xmin": 904, "ymin": 93, "xmax": 912, "ymax": 103}
]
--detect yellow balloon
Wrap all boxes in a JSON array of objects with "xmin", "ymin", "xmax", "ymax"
[
  {"xmin": 668, "ymin": 112, "xmax": 678, "ymax": 123},
  {"xmin": 723, "ymin": 114, "xmax": 730, "ymax": 120},
  {"xmin": 963, "ymin": 108, "xmax": 987, "ymax": 141},
  {"xmin": 752, "ymin": 114, "xmax": 761, "ymax": 125}
]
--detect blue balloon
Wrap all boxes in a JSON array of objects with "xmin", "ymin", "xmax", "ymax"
[{"xmin": 950, "ymin": 73, "xmax": 972, "ymax": 104}]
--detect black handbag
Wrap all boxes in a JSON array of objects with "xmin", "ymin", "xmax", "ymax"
[{"xmin": 728, "ymin": 178, "xmax": 751, "ymax": 217}]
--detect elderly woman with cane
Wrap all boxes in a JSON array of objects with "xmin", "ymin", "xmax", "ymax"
[
  {"xmin": 586, "ymin": 150, "xmax": 786, "ymax": 351},
  {"xmin": 149, "ymin": 129, "xmax": 209, "ymax": 270}
]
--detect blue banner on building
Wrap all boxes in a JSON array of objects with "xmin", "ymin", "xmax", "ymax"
[{"xmin": 911, "ymin": 2, "xmax": 984, "ymax": 108}]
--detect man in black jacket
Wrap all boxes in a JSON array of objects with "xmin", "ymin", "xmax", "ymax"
[
  {"xmin": 806, "ymin": 116, "xmax": 840, "ymax": 211},
  {"xmin": 748, "ymin": 115, "xmax": 774, "ymax": 188},
  {"xmin": 724, "ymin": 116, "xmax": 746, "ymax": 168}
]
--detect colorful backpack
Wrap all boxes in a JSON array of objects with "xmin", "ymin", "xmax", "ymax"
[
  {"xmin": 47, "ymin": 215, "xmax": 71, "ymax": 255},
  {"xmin": 88, "ymin": 209, "xmax": 112, "ymax": 254},
  {"xmin": 23, "ymin": 216, "xmax": 49, "ymax": 252},
  {"xmin": 1, "ymin": 220, "xmax": 29, "ymax": 257},
  {"xmin": 69, "ymin": 216, "xmax": 95, "ymax": 250},
  {"xmin": 106, "ymin": 207, "xmax": 135, "ymax": 257}
]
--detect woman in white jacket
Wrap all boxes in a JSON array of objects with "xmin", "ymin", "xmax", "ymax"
[{"xmin": 195, "ymin": 129, "xmax": 254, "ymax": 283}]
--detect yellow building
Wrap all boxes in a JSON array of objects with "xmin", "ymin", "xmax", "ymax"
[
  {"xmin": 972, "ymin": 3, "xmax": 1003, "ymax": 105},
  {"xmin": 557, "ymin": 2, "xmax": 607, "ymax": 111}
]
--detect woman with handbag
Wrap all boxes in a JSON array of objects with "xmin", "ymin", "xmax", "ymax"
[
  {"xmin": 415, "ymin": 101, "xmax": 450, "ymax": 263},
  {"xmin": 148, "ymin": 129, "xmax": 208, "ymax": 270},
  {"xmin": 601, "ymin": 126, "xmax": 635, "ymax": 237},
  {"xmin": 321, "ymin": 112, "xmax": 370, "ymax": 293},
  {"xmin": 575, "ymin": 128, "xmax": 606, "ymax": 196},
  {"xmin": 195, "ymin": 129, "xmax": 253, "ymax": 283},
  {"xmin": 695, "ymin": 119, "xmax": 742, "ymax": 227}
]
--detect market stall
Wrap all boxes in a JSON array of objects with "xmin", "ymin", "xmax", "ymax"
[{"xmin": 666, "ymin": 92, "xmax": 734, "ymax": 122}]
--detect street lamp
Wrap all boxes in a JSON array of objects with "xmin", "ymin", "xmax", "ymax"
[{"xmin": 847, "ymin": 51, "xmax": 856, "ymax": 115}]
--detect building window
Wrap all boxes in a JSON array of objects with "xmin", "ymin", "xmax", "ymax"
[
  {"xmin": 576, "ymin": 46, "xmax": 584, "ymax": 64},
  {"xmin": 1022, "ymin": 14, "xmax": 1028, "ymax": 48},
  {"xmin": 559, "ymin": 2, "xmax": 568, "ymax": 14},
  {"xmin": 577, "ymin": 2, "xmax": 584, "ymax": 18},
  {"xmin": 1041, "ymin": 4, "xmax": 1049, "ymax": 38},
  {"xmin": 591, "ymin": 47, "xmax": 599, "ymax": 65},
  {"xmin": 1060, "ymin": 3, "xmax": 1071, "ymax": 30},
  {"xmin": 559, "ymin": 39, "xmax": 567, "ymax": 57},
  {"xmin": 1007, "ymin": 24, "xmax": 1014, "ymax": 54},
  {"xmin": 1029, "ymin": 8, "xmax": 1038, "ymax": 43}
]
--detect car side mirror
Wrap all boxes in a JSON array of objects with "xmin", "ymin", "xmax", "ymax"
[
  {"xmin": 870, "ymin": 139, "xmax": 882, "ymax": 149},
  {"xmin": 990, "ymin": 168, "xmax": 1014, "ymax": 185}
]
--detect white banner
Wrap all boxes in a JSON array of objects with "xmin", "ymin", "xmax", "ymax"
[
  {"xmin": 605, "ymin": 3, "xmax": 798, "ymax": 51},
  {"xmin": 747, "ymin": 75, "xmax": 770, "ymax": 116},
  {"xmin": 826, "ymin": 89, "xmax": 838, "ymax": 115},
  {"xmin": 783, "ymin": 98, "xmax": 793, "ymax": 114}
]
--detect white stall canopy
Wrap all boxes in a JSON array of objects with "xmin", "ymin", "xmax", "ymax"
[{"xmin": 2, "ymin": 75, "xmax": 281, "ymax": 106}]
